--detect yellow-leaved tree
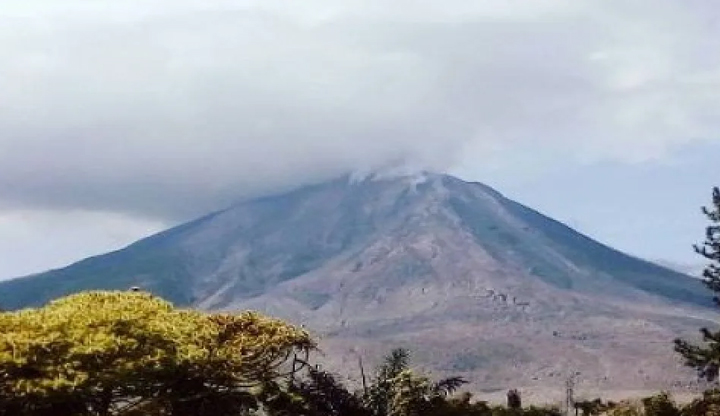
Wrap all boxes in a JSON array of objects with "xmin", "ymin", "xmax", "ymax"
[{"xmin": 0, "ymin": 290, "xmax": 313, "ymax": 416}]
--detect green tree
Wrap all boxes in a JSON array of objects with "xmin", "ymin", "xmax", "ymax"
[
  {"xmin": 440, "ymin": 392, "xmax": 493, "ymax": 416},
  {"xmin": 507, "ymin": 389, "xmax": 522, "ymax": 410},
  {"xmin": 279, "ymin": 364, "xmax": 371, "ymax": 416},
  {"xmin": 680, "ymin": 388, "xmax": 720, "ymax": 416},
  {"xmin": 675, "ymin": 187, "xmax": 720, "ymax": 381},
  {"xmin": 280, "ymin": 348, "xmax": 470, "ymax": 416},
  {"xmin": 607, "ymin": 401, "xmax": 643, "ymax": 416},
  {"xmin": 363, "ymin": 348, "xmax": 466, "ymax": 416},
  {"xmin": 0, "ymin": 290, "xmax": 313, "ymax": 416},
  {"xmin": 574, "ymin": 398, "xmax": 611, "ymax": 416},
  {"xmin": 642, "ymin": 393, "xmax": 681, "ymax": 416}
]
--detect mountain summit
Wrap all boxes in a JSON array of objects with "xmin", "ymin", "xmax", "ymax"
[
  {"xmin": 0, "ymin": 172, "xmax": 707, "ymax": 309},
  {"xmin": 0, "ymin": 173, "xmax": 713, "ymax": 399}
]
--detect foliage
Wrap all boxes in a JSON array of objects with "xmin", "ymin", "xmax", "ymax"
[
  {"xmin": 600, "ymin": 393, "xmax": 684, "ymax": 416},
  {"xmin": 511, "ymin": 406, "xmax": 562, "ymax": 416},
  {"xmin": 641, "ymin": 393, "xmax": 681, "ymax": 416},
  {"xmin": 681, "ymin": 389, "xmax": 720, "ymax": 416},
  {"xmin": 284, "ymin": 365, "xmax": 371, "ymax": 416},
  {"xmin": 507, "ymin": 389, "xmax": 522, "ymax": 410},
  {"xmin": 574, "ymin": 398, "xmax": 615, "ymax": 416},
  {"xmin": 0, "ymin": 290, "xmax": 313, "ymax": 415},
  {"xmin": 607, "ymin": 401, "xmax": 643, "ymax": 416},
  {"xmin": 264, "ymin": 347, "xmax": 480, "ymax": 416},
  {"xmin": 696, "ymin": 188, "xmax": 720, "ymax": 300},
  {"xmin": 7, "ymin": 288, "xmax": 720, "ymax": 416},
  {"xmin": 0, "ymin": 291, "xmax": 581, "ymax": 416},
  {"xmin": 597, "ymin": 393, "xmax": 686, "ymax": 416},
  {"xmin": 277, "ymin": 348, "xmax": 568, "ymax": 416},
  {"xmin": 586, "ymin": 391, "xmax": 720, "ymax": 416},
  {"xmin": 362, "ymin": 348, "xmax": 468, "ymax": 416},
  {"xmin": 675, "ymin": 187, "xmax": 720, "ymax": 381},
  {"xmin": 439, "ymin": 392, "xmax": 493, "ymax": 416}
]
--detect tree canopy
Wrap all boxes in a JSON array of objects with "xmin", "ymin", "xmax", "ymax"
[{"xmin": 0, "ymin": 290, "xmax": 313, "ymax": 415}]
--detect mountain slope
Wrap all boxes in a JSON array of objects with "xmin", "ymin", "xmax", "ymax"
[
  {"xmin": 0, "ymin": 172, "xmax": 707, "ymax": 310},
  {"xmin": 0, "ymin": 172, "xmax": 714, "ymax": 398}
]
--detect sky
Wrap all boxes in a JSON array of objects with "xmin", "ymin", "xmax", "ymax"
[{"xmin": 0, "ymin": 0, "xmax": 719, "ymax": 279}]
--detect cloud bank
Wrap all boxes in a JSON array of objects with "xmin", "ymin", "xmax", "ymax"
[{"xmin": 1, "ymin": 0, "xmax": 719, "ymax": 220}]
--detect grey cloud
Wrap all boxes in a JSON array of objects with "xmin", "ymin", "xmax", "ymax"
[{"xmin": 1, "ymin": 0, "xmax": 719, "ymax": 220}]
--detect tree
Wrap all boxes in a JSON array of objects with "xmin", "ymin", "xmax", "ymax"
[
  {"xmin": 696, "ymin": 187, "xmax": 720, "ymax": 300},
  {"xmin": 640, "ymin": 392, "xmax": 680, "ymax": 416},
  {"xmin": 285, "ymin": 365, "xmax": 371, "ymax": 416},
  {"xmin": 507, "ymin": 389, "xmax": 522, "ymax": 410},
  {"xmin": 363, "ymin": 348, "xmax": 467, "ymax": 416},
  {"xmin": 440, "ymin": 392, "xmax": 492, "ymax": 416},
  {"xmin": 675, "ymin": 187, "xmax": 720, "ymax": 381},
  {"xmin": 277, "ymin": 347, "xmax": 470, "ymax": 416},
  {"xmin": 573, "ymin": 399, "xmax": 609, "ymax": 416},
  {"xmin": 0, "ymin": 290, "xmax": 313, "ymax": 415},
  {"xmin": 680, "ymin": 388, "xmax": 720, "ymax": 416}
]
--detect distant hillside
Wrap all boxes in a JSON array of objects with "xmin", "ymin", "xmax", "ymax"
[{"xmin": 0, "ymin": 172, "xmax": 714, "ymax": 396}]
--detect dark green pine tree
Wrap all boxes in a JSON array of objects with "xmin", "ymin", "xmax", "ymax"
[{"xmin": 675, "ymin": 187, "xmax": 720, "ymax": 381}]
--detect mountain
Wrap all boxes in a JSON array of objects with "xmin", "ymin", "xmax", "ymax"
[
  {"xmin": 652, "ymin": 260, "xmax": 706, "ymax": 279},
  {"xmin": 0, "ymin": 172, "xmax": 715, "ymax": 401}
]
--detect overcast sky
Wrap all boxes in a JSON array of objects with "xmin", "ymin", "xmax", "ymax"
[{"xmin": 1, "ymin": 0, "xmax": 719, "ymax": 279}]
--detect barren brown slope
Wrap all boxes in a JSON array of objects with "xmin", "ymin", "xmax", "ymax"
[
  {"xmin": 0, "ymin": 172, "xmax": 715, "ymax": 398},
  {"xmin": 222, "ymin": 174, "xmax": 715, "ymax": 398}
]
